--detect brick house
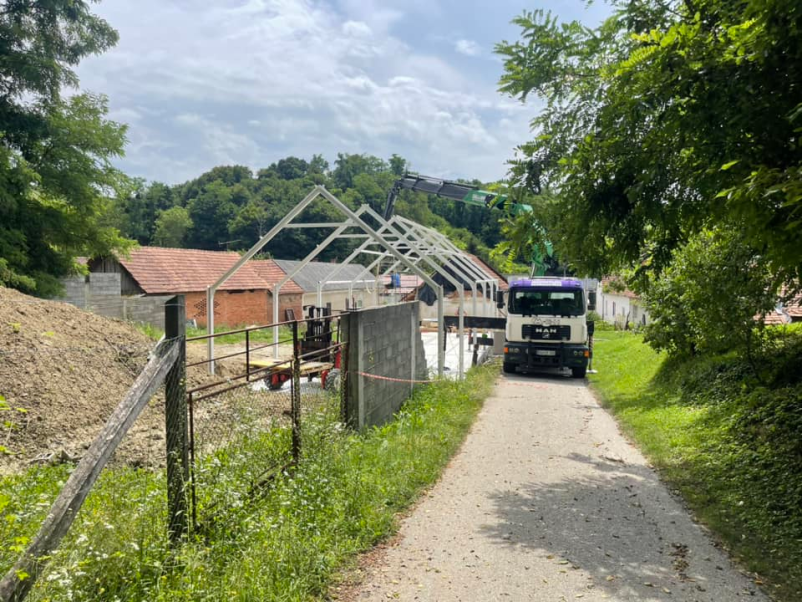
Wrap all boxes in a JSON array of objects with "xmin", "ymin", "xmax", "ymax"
[
  {"xmin": 89, "ymin": 247, "xmax": 302, "ymax": 328},
  {"xmin": 250, "ymin": 259, "xmax": 304, "ymax": 320}
]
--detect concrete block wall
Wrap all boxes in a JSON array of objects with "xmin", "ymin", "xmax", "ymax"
[{"xmin": 343, "ymin": 302, "xmax": 427, "ymax": 429}]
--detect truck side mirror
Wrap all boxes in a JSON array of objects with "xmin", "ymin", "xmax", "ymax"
[
  {"xmin": 588, "ymin": 291, "xmax": 597, "ymax": 312},
  {"xmin": 496, "ymin": 290, "xmax": 505, "ymax": 309}
]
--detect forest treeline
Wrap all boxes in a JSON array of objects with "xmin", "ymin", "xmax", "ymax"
[{"xmin": 113, "ymin": 154, "xmax": 506, "ymax": 267}]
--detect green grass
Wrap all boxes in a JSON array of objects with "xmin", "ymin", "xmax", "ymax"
[
  {"xmin": 134, "ymin": 322, "xmax": 164, "ymax": 341},
  {"xmin": 186, "ymin": 324, "xmax": 294, "ymax": 346},
  {"xmin": 589, "ymin": 331, "xmax": 802, "ymax": 601},
  {"xmin": 1, "ymin": 363, "xmax": 497, "ymax": 601}
]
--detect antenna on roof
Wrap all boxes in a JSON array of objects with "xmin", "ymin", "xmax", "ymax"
[{"xmin": 218, "ymin": 239, "xmax": 241, "ymax": 251}]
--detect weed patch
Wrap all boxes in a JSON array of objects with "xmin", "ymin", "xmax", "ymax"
[{"xmin": 0, "ymin": 363, "xmax": 497, "ymax": 601}]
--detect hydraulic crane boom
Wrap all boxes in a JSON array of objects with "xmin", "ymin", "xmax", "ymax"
[
  {"xmin": 383, "ymin": 173, "xmax": 554, "ymax": 276},
  {"xmin": 383, "ymin": 173, "xmax": 529, "ymax": 220}
]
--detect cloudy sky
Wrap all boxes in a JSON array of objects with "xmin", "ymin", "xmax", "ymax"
[{"xmin": 76, "ymin": 0, "xmax": 612, "ymax": 185}]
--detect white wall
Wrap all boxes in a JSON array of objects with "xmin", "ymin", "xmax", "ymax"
[
  {"xmin": 597, "ymin": 284, "xmax": 650, "ymax": 327},
  {"xmin": 302, "ymin": 289, "xmax": 376, "ymax": 312}
]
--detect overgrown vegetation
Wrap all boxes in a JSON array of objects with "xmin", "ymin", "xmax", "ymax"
[
  {"xmin": 1, "ymin": 363, "xmax": 497, "ymax": 601},
  {"xmin": 497, "ymin": 0, "xmax": 802, "ymax": 289},
  {"xmin": 589, "ymin": 330, "xmax": 802, "ymax": 601}
]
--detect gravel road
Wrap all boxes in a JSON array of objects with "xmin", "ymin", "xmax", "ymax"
[{"xmin": 352, "ymin": 372, "xmax": 767, "ymax": 601}]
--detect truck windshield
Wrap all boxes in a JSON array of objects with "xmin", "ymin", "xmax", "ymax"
[{"xmin": 508, "ymin": 287, "xmax": 584, "ymax": 316}]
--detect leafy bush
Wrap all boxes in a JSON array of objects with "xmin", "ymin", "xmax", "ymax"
[{"xmin": 642, "ymin": 229, "xmax": 777, "ymax": 359}]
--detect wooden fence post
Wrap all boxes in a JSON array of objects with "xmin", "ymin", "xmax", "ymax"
[
  {"xmin": 165, "ymin": 296, "xmax": 189, "ymax": 541},
  {"xmin": 0, "ymin": 342, "xmax": 179, "ymax": 602}
]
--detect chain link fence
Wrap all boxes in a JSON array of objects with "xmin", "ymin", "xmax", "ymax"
[
  {"xmin": 185, "ymin": 311, "xmax": 347, "ymax": 530},
  {"xmin": 0, "ymin": 291, "xmax": 188, "ymax": 601}
]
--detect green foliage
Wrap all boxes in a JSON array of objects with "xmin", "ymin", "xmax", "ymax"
[
  {"xmin": 115, "ymin": 153, "xmax": 509, "ymax": 272},
  {"xmin": 133, "ymin": 322, "xmax": 164, "ymax": 342},
  {"xmin": 186, "ymin": 181, "xmax": 237, "ymax": 249},
  {"xmin": 185, "ymin": 324, "xmax": 291, "ymax": 345},
  {"xmin": 590, "ymin": 331, "xmax": 802, "ymax": 601},
  {"xmin": 0, "ymin": 0, "xmax": 132, "ymax": 296},
  {"xmin": 0, "ymin": 364, "xmax": 497, "ymax": 601},
  {"xmin": 496, "ymin": 1, "xmax": 802, "ymax": 285},
  {"xmin": 642, "ymin": 228, "xmax": 777, "ymax": 358},
  {"xmin": 153, "ymin": 206, "xmax": 192, "ymax": 247}
]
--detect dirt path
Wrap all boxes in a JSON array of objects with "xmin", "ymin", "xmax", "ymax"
[{"xmin": 351, "ymin": 372, "xmax": 767, "ymax": 601}]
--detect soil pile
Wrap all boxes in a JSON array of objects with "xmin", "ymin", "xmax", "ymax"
[
  {"xmin": 0, "ymin": 287, "xmax": 163, "ymax": 472},
  {"xmin": 0, "ymin": 287, "xmax": 240, "ymax": 473}
]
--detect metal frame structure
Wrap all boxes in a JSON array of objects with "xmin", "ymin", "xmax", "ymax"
[
  {"xmin": 205, "ymin": 186, "xmax": 502, "ymax": 379},
  {"xmin": 206, "ymin": 186, "xmax": 445, "ymax": 375}
]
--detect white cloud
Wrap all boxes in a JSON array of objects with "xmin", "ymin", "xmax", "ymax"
[
  {"xmin": 76, "ymin": 0, "xmax": 532, "ymax": 184},
  {"xmin": 455, "ymin": 39, "xmax": 481, "ymax": 56}
]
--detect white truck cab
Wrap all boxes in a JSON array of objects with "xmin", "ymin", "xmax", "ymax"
[{"xmin": 498, "ymin": 277, "xmax": 595, "ymax": 378}]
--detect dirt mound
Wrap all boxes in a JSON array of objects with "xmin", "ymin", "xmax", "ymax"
[
  {"xmin": 0, "ymin": 287, "xmax": 242, "ymax": 474},
  {"xmin": 0, "ymin": 287, "xmax": 160, "ymax": 472}
]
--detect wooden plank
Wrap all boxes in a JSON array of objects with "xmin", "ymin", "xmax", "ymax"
[
  {"xmin": 248, "ymin": 360, "xmax": 332, "ymax": 375},
  {"xmin": 299, "ymin": 362, "xmax": 333, "ymax": 375},
  {"xmin": 0, "ymin": 340, "xmax": 180, "ymax": 602},
  {"xmin": 248, "ymin": 358, "xmax": 291, "ymax": 369}
]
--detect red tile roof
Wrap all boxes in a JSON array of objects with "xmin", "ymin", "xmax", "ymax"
[
  {"xmin": 467, "ymin": 254, "xmax": 509, "ymax": 291},
  {"xmin": 786, "ymin": 294, "xmax": 802, "ymax": 318},
  {"xmin": 762, "ymin": 311, "xmax": 788, "ymax": 326},
  {"xmin": 118, "ymin": 247, "xmax": 270, "ymax": 294},
  {"xmin": 250, "ymin": 260, "xmax": 304, "ymax": 294}
]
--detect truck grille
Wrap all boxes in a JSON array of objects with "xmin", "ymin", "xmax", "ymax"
[{"xmin": 522, "ymin": 324, "xmax": 571, "ymax": 341}]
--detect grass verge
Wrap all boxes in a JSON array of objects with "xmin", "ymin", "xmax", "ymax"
[
  {"xmin": 589, "ymin": 330, "xmax": 802, "ymax": 601},
  {"xmin": 1, "ymin": 362, "xmax": 497, "ymax": 601}
]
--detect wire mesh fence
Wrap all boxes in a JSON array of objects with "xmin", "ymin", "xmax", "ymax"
[
  {"xmin": 0, "ymin": 291, "xmax": 431, "ymax": 602},
  {"xmin": 185, "ymin": 310, "xmax": 347, "ymax": 530}
]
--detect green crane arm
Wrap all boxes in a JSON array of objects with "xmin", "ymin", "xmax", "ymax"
[
  {"xmin": 383, "ymin": 173, "xmax": 553, "ymax": 276},
  {"xmin": 383, "ymin": 173, "xmax": 530, "ymax": 219}
]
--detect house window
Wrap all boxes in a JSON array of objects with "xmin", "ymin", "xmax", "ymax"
[{"xmin": 612, "ymin": 301, "xmax": 616, "ymax": 316}]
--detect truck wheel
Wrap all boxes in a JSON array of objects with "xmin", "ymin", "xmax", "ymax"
[
  {"xmin": 503, "ymin": 362, "xmax": 515, "ymax": 374},
  {"xmin": 324, "ymin": 368, "xmax": 341, "ymax": 393},
  {"xmin": 571, "ymin": 367, "xmax": 587, "ymax": 379}
]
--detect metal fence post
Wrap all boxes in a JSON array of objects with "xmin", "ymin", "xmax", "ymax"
[
  {"xmin": 291, "ymin": 320, "xmax": 301, "ymax": 463},
  {"xmin": 165, "ymin": 295, "xmax": 189, "ymax": 542}
]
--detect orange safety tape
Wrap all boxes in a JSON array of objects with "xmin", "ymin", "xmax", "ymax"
[{"xmin": 353, "ymin": 371, "xmax": 437, "ymax": 384}]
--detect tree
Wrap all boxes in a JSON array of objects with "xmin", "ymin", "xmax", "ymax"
[
  {"xmin": 186, "ymin": 181, "xmax": 237, "ymax": 249},
  {"xmin": 0, "ymin": 0, "xmax": 130, "ymax": 296},
  {"xmin": 332, "ymin": 153, "xmax": 387, "ymax": 189},
  {"xmin": 389, "ymin": 154, "xmax": 407, "ymax": 176},
  {"xmin": 643, "ymin": 228, "xmax": 777, "ymax": 361},
  {"xmin": 308, "ymin": 154, "xmax": 329, "ymax": 175},
  {"xmin": 274, "ymin": 156, "xmax": 308, "ymax": 180},
  {"xmin": 496, "ymin": 1, "xmax": 802, "ymax": 287},
  {"xmin": 229, "ymin": 199, "xmax": 270, "ymax": 248},
  {"xmin": 153, "ymin": 207, "xmax": 192, "ymax": 247},
  {"xmin": 117, "ymin": 180, "xmax": 175, "ymax": 244}
]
